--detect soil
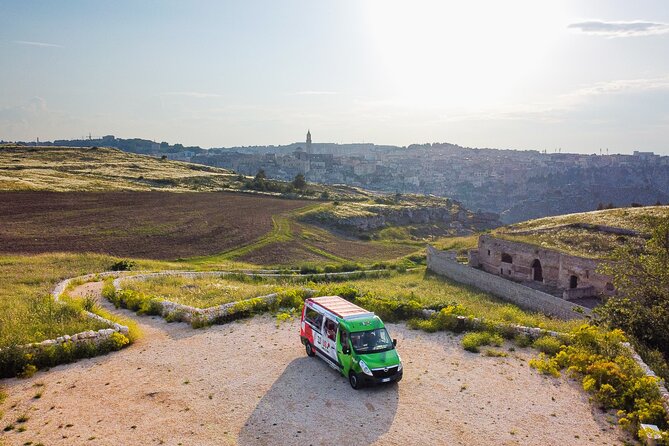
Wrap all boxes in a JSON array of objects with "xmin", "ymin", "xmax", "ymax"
[
  {"xmin": 0, "ymin": 282, "xmax": 629, "ymax": 446},
  {"xmin": 0, "ymin": 191, "xmax": 308, "ymax": 260},
  {"xmin": 236, "ymin": 240, "xmax": 332, "ymax": 265}
]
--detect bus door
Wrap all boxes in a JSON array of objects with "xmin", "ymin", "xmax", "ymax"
[{"xmin": 320, "ymin": 316, "xmax": 339, "ymax": 361}]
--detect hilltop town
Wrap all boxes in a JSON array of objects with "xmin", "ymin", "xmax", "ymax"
[{"xmin": 11, "ymin": 133, "xmax": 668, "ymax": 223}]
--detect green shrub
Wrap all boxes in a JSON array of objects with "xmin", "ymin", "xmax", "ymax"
[
  {"xmin": 190, "ymin": 314, "xmax": 210, "ymax": 329},
  {"xmin": 514, "ymin": 333, "xmax": 533, "ymax": 348},
  {"xmin": 529, "ymin": 353, "xmax": 561, "ymax": 378},
  {"xmin": 101, "ymin": 279, "xmax": 116, "ymax": 301},
  {"xmin": 484, "ymin": 349, "xmax": 508, "ymax": 358},
  {"xmin": 106, "ymin": 332, "xmax": 129, "ymax": 350},
  {"xmin": 109, "ymin": 259, "xmax": 135, "ymax": 271},
  {"xmin": 164, "ymin": 310, "xmax": 186, "ymax": 323},
  {"xmin": 82, "ymin": 295, "xmax": 97, "ymax": 312},
  {"xmin": 110, "ymin": 289, "xmax": 162, "ymax": 316},
  {"xmin": 407, "ymin": 304, "xmax": 468, "ymax": 332},
  {"xmin": 461, "ymin": 331, "xmax": 503, "ymax": 353},
  {"xmin": 354, "ymin": 296, "xmax": 423, "ymax": 322},
  {"xmin": 18, "ymin": 363, "xmax": 37, "ymax": 379},
  {"xmin": 0, "ymin": 332, "xmax": 134, "ymax": 379},
  {"xmin": 532, "ymin": 336, "xmax": 564, "ymax": 356}
]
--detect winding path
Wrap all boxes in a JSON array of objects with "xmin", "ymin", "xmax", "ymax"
[{"xmin": 0, "ymin": 282, "xmax": 629, "ymax": 446}]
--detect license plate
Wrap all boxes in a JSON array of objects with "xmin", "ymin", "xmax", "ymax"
[{"xmin": 381, "ymin": 378, "xmax": 391, "ymax": 383}]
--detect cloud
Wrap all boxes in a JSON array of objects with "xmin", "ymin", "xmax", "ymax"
[
  {"xmin": 568, "ymin": 20, "xmax": 669, "ymax": 37},
  {"xmin": 14, "ymin": 40, "xmax": 63, "ymax": 48},
  {"xmin": 294, "ymin": 91, "xmax": 338, "ymax": 96},
  {"xmin": 161, "ymin": 92, "xmax": 223, "ymax": 98},
  {"xmin": 567, "ymin": 76, "xmax": 669, "ymax": 98}
]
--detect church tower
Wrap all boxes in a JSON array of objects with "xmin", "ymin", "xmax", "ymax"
[{"xmin": 306, "ymin": 129, "xmax": 312, "ymax": 154}]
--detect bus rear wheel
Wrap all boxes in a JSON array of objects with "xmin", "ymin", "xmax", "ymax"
[{"xmin": 305, "ymin": 342, "xmax": 315, "ymax": 357}]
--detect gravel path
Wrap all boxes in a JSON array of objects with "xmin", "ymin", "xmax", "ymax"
[{"xmin": 0, "ymin": 282, "xmax": 629, "ymax": 445}]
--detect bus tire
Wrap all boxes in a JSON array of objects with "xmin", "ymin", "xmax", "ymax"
[
  {"xmin": 305, "ymin": 342, "xmax": 315, "ymax": 357},
  {"xmin": 349, "ymin": 372, "xmax": 361, "ymax": 390}
]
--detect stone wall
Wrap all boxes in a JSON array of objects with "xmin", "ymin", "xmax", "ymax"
[
  {"xmin": 427, "ymin": 245, "xmax": 591, "ymax": 319},
  {"xmin": 475, "ymin": 235, "xmax": 614, "ymax": 298}
]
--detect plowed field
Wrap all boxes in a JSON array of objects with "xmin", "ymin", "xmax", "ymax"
[{"xmin": 0, "ymin": 191, "xmax": 308, "ymax": 260}]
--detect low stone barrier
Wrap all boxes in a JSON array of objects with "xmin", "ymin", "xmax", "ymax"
[{"xmin": 147, "ymin": 292, "xmax": 282, "ymax": 325}]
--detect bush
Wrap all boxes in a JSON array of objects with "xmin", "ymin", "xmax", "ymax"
[
  {"xmin": 407, "ymin": 304, "xmax": 468, "ymax": 332},
  {"xmin": 532, "ymin": 336, "xmax": 564, "ymax": 356},
  {"xmin": 461, "ymin": 331, "xmax": 503, "ymax": 353},
  {"xmin": 110, "ymin": 289, "xmax": 162, "ymax": 316},
  {"xmin": 354, "ymin": 296, "xmax": 423, "ymax": 322},
  {"xmin": 104, "ymin": 332, "xmax": 129, "ymax": 351},
  {"xmin": 0, "ymin": 331, "xmax": 133, "ymax": 379},
  {"xmin": 18, "ymin": 364, "xmax": 37, "ymax": 379},
  {"xmin": 514, "ymin": 333, "xmax": 533, "ymax": 348},
  {"xmin": 529, "ymin": 324, "xmax": 669, "ymax": 437},
  {"xmin": 109, "ymin": 259, "xmax": 135, "ymax": 271}
]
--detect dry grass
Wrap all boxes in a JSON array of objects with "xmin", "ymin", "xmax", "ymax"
[
  {"xmin": 0, "ymin": 253, "xmax": 202, "ymax": 348},
  {"xmin": 493, "ymin": 206, "xmax": 669, "ymax": 258},
  {"xmin": 0, "ymin": 146, "xmax": 236, "ymax": 192},
  {"xmin": 120, "ymin": 275, "xmax": 284, "ymax": 308}
]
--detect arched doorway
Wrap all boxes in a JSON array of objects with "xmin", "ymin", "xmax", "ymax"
[
  {"xmin": 531, "ymin": 259, "xmax": 543, "ymax": 282},
  {"xmin": 570, "ymin": 275, "xmax": 578, "ymax": 289}
]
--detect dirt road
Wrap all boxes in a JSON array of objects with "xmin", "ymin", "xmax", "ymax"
[{"xmin": 0, "ymin": 282, "xmax": 627, "ymax": 445}]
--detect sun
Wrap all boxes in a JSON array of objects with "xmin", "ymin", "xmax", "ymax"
[{"xmin": 362, "ymin": 0, "xmax": 568, "ymax": 110}]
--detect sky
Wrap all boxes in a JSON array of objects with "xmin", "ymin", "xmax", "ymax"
[{"xmin": 1, "ymin": 0, "xmax": 668, "ymax": 154}]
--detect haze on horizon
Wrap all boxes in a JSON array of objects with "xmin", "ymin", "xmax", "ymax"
[{"xmin": 1, "ymin": 0, "xmax": 668, "ymax": 154}]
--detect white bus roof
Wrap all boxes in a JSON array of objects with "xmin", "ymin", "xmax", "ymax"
[{"xmin": 309, "ymin": 296, "xmax": 374, "ymax": 320}]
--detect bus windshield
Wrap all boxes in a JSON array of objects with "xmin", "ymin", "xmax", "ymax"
[{"xmin": 350, "ymin": 328, "xmax": 394, "ymax": 354}]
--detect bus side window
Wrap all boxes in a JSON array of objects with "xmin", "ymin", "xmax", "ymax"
[
  {"xmin": 325, "ymin": 318, "xmax": 337, "ymax": 341},
  {"xmin": 305, "ymin": 308, "xmax": 322, "ymax": 331}
]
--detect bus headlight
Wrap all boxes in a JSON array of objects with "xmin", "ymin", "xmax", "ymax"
[{"xmin": 359, "ymin": 360, "xmax": 373, "ymax": 376}]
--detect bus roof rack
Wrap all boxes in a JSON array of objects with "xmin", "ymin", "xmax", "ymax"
[{"xmin": 310, "ymin": 296, "xmax": 373, "ymax": 320}]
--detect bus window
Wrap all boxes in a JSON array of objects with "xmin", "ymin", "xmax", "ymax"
[
  {"xmin": 305, "ymin": 308, "xmax": 324, "ymax": 332},
  {"xmin": 324, "ymin": 318, "xmax": 337, "ymax": 341}
]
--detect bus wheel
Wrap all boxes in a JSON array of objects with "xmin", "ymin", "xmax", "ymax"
[
  {"xmin": 305, "ymin": 342, "xmax": 315, "ymax": 357},
  {"xmin": 349, "ymin": 372, "xmax": 360, "ymax": 390}
]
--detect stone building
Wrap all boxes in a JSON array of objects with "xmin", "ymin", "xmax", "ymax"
[{"xmin": 468, "ymin": 235, "xmax": 615, "ymax": 300}]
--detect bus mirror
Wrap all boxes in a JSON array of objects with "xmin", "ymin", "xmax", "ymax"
[
  {"xmin": 393, "ymin": 339, "xmax": 397, "ymax": 347},
  {"xmin": 342, "ymin": 346, "xmax": 350, "ymax": 355}
]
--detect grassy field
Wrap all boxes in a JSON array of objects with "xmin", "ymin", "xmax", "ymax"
[
  {"xmin": 120, "ymin": 275, "xmax": 284, "ymax": 308},
  {"xmin": 0, "ymin": 252, "xmax": 252, "ymax": 349},
  {"xmin": 493, "ymin": 206, "xmax": 669, "ymax": 258},
  {"xmin": 122, "ymin": 269, "xmax": 583, "ymax": 333}
]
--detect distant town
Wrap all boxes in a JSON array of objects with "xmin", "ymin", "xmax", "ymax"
[{"xmin": 6, "ymin": 132, "xmax": 669, "ymax": 223}]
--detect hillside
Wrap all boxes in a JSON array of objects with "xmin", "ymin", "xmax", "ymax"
[
  {"xmin": 492, "ymin": 205, "xmax": 669, "ymax": 258},
  {"xmin": 300, "ymin": 195, "xmax": 501, "ymax": 239},
  {"xmin": 0, "ymin": 145, "xmax": 372, "ymax": 201}
]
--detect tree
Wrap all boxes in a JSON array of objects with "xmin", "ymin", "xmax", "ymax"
[
  {"xmin": 292, "ymin": 173, "xmax": 306, "ymax": 190},
  {"xmin": 246, "ymin": 169, "xmax": 267, "ymax": 191},
  {"xmin": 596, "ymin": 217, "xmax": 669, "ymax": 360}
]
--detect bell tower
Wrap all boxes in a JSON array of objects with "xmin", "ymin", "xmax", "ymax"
[{"xmin": 306, "ymin": 129, "xmax": 312, "ymax": 153}]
